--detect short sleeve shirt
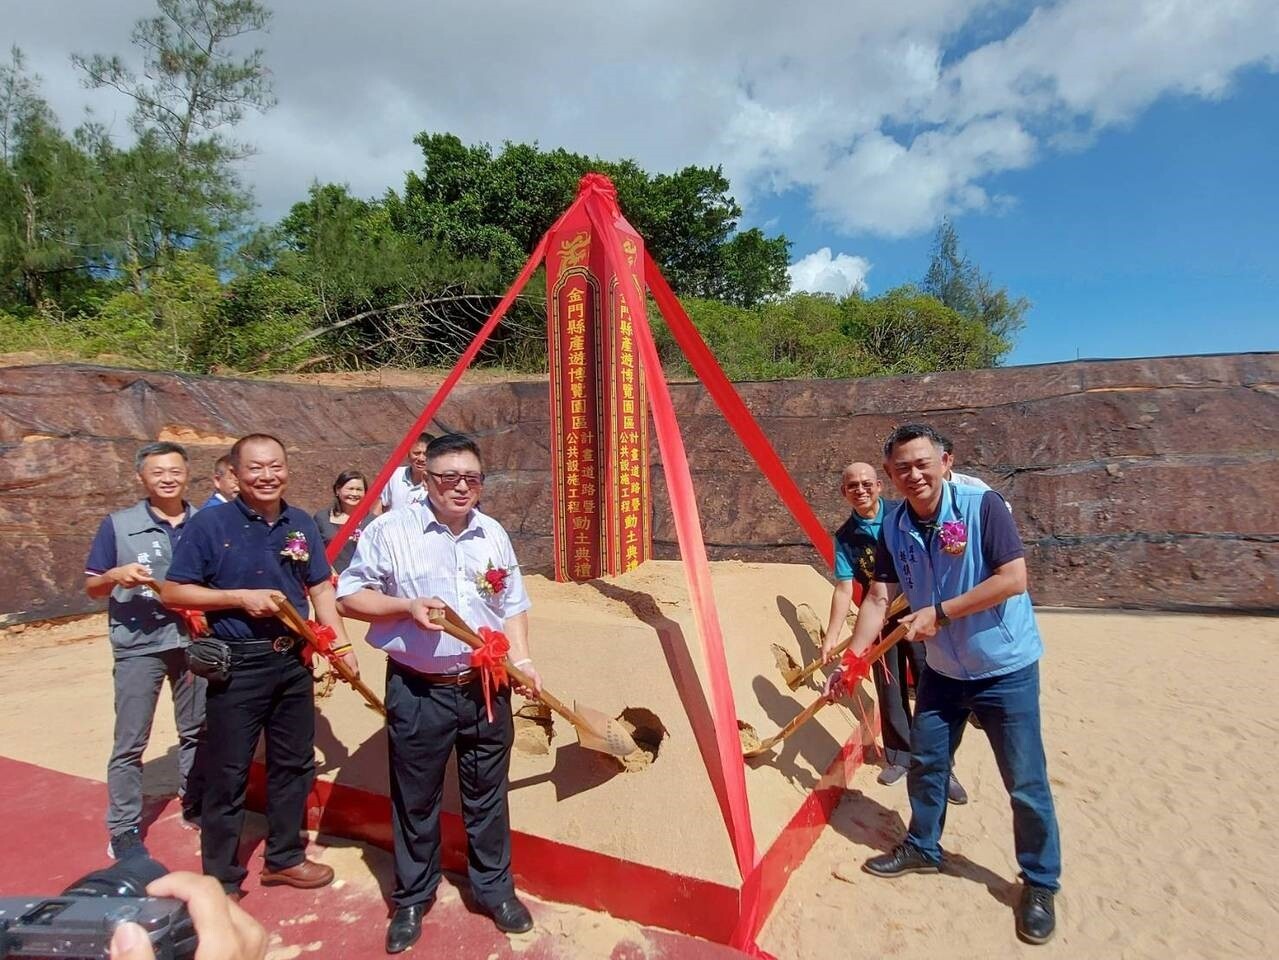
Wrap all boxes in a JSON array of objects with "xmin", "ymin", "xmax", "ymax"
[
  {"xmin": 165, "ymin": 497, "xmax": 330, "ymax": 640},
  {"xmin": 380, "ymin": 466, "xmax": 429, "ymax": 512},
  {"xmin": 873, "ymin": 489, "xmax": 1025, "ymax": 582},
  {"xmin": 833, "ymin": 500, "xmax": 888, "ymax": 592},
  {"xmin": 337, "ymin": 502, "xmax": 531, "ymax": 674}
]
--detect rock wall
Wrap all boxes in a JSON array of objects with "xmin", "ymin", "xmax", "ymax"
[{"xmin": 1, "ymin": 354, "xmax": 1275, "ymax": 624}]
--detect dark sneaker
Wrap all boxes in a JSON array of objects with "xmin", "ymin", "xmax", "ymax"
[
  {"xmin": 877, "ymin": 763, "xmax": 909, "ymax": 785},
  {"xmin": 1016, "ymin": 884, "xmax": 1056, "ymax": 944},
  {"xmin": 862, "ymin": 843, "xmax": 941, "ymax": 878},
  {"xmin": 947, "ymin": 773, "xmax": 969, "ymax": 805},
  {"xmin": 107, "ymin": 826, "xmax": 148, "ymax": 861}
]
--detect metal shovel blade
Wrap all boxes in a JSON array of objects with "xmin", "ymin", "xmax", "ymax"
[{"xmin": 572, "ymin": 701, "xmax": 640, "ymax": 758}]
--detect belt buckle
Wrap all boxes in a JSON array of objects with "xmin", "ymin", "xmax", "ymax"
[{"xmin": 272, "ymin": 636, "xmax": 295, "ymax": 653}]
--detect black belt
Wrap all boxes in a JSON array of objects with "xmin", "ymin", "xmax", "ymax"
[
  {"xmin": 390, "ymin": 660, "xmax": 477, "ymax": 686},
  {"xmin": 229, "ymin": 636, "xmax": 299, "ymax": 654}
]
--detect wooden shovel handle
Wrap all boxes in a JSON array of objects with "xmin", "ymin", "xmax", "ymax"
[
  {"xmin": 275, "ymin": 598, "xmax": 386, "ymax": 717},
  {"xmin": 749, "ymin": 620, "xmax": 910, "ymax": 757},
  {"xmin": 786, "ymin": 592, "xmax": 910, "ymax": 690},
  {"xmin": 428, "ymin": 604, "xmax": 589, "ymax": 730}
]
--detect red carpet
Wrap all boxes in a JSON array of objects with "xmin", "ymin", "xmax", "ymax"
[{"xmin": 0, "ymin": 755, "xmax": 742, "ymax": 958}]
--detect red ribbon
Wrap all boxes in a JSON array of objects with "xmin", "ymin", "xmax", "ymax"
[
  {"xmin": 833, "ymin": 648, "xmax": 873, "ymax": 700},
  {"xmin": 173, "ymin": 608, "xmax": 208, "ymax": 638},
  {"xmin": 303, "ymin": 620, "xmax": 337, "ymax": 671},
  {"xmin": 322, "ymin": 232, "xmax": 554, "ymax": 567},
  {"xmin": 470, "ymin": 626, "xmax": 511, "ymax": 723}
]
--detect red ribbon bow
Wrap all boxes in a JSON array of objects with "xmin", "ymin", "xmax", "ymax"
[
  {"xmin": 470, "ymin": 626, "xmax": 510, "ymax": 723},
  {"xmin": 303, "ymin": 620, "xmax": 337, "ymax": 670},
  {"xmin": 173, "ymin": 608, "xmax": 209, "ymax": 638},
  {"xmin": 831, "ymin": 648, "xmax": 873, "ymax": 700}
]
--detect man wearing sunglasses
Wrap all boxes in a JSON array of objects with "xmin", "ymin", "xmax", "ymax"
[
  {"xmin": 336, "ymin": 433, "xmax": 540, "ymax": 954},
  {"xmin": 821, "ymin": 462, "xmax": 967, "ymax": 803}
]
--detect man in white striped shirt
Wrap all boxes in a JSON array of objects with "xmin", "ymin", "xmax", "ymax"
[{"xmin": 337, "ymin": 433, "xmax": 540, "ymax": 954}]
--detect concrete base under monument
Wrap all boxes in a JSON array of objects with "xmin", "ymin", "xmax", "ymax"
[{"xmin": 250, "ymin": 560, "xmax": 878, "ymax": 944}]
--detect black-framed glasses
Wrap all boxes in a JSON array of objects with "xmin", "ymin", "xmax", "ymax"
[
  {"xmin": 843, "ymin": 480, "xmax": 877, "ymax": 490},
  {"xmin": 427, "ymin": 470, "xmax": 485, "ymax": 489}
]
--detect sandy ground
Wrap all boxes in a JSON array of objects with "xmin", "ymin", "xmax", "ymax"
[
  {"xmin": 757, "ymin": 610, "xmax": 1279, "ymax": 960},
  {"xmin": 3, "ymin": 605, "xmax": 1277, "ymax": 958}
]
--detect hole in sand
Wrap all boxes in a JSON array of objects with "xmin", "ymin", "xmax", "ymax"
[
  {"xmin": 771, "ymin": 643, "xmax": 801, "ymax": 682},
  {"xmin": 513, "ymin": 700, "xmax": 554, "ymax": 756},
  {"xmin": 615, "ymin": 707, "xmax": 667, "ymax": 772},
  {"xmin": 738, "ymin": 720, "xmax": 762, "ymax": 754}
]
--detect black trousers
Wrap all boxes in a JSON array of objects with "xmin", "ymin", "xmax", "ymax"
[
  {"xmin": 874, "ymin": 637, "xmax": 927, "ymax": 767},
  {"xmin": 386, "ymin": 661, "xmax": 515, "ymax": 910},
  {"xmin": 200, "ymin": 647, "xmax": 315, "ymax": 892}
]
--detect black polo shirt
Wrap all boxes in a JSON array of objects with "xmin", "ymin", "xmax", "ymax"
[{"xmin": 166, "ymin": 497, "xmax": 330, "ymax": 640}]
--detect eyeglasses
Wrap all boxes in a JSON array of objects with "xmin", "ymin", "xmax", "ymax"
[
  {"xmin": 427, "ymin": 470, "xmax": 485, "ymax": 489},
  {"xmin": 843, "ymin": 480, "xmax": 877, "ymax": 491}
]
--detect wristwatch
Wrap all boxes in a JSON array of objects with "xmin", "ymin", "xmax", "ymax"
[{"xmin": 934, "ymin": 602, "xmax": 951, "ymax": 627}]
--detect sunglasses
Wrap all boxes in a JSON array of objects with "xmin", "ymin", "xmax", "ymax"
[
  {"xmin": 427, "ymin": 471, "xmax": 485, "ymax": 489},
  {"xmin": 843, "ymin": 480, "xmax": 878, "ymax": 491}
]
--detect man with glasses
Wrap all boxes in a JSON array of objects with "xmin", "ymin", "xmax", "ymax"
[
  {"xmin": 337, "ymin": 433, "xmax": 541, "ymax": 954},
  {"xmin": 821, "ymin": 463, "xmax": 967, "ymax": 803},
  {"xmin": 380, "ymin": 432, "xmax": 436, "ymax": 512}
]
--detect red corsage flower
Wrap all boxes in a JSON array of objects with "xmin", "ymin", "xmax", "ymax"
[{"xmin": 476, "ymin": 561, "xmax": 509, "ymax": 598}]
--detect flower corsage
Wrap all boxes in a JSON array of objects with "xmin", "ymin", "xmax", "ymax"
[
  {"xmin": 281, "ymin": 531, "xmax": 310, "ymax": 563},
  {"xmin": 475, "ymin": 561, "xmax": 510, "ymax": 598},
  {"xmin": 938, "ymin": 520, "xmax": 968, "ymax": 556}
]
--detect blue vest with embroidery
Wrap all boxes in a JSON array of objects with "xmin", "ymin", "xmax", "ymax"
[{"xmin": 882, "ymin": 482, "xmax": 1042, "ymax": 681}]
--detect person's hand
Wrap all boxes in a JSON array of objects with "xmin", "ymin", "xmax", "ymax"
[
  {"xmin": 408, "ymin": 596, "xmax": 447, "ymax": 631},
  {"xmin": 108, "ymin": 871, "xmax": 266, "ymax": 960},
  {"xmin": 820, "ymin": 632, "xmax": 840, "ymax": 664},
  {"xmin": 821, "ymin": 666, "xmax": 844, "ymax": 701},
  {"xmin": 899, "ymin": 605, "xmax": 939, "ymax": 641},
  {"xmin": 512, "ymin": 661, "xmax": 543, "ymax": 698},
  {"xmin": 111, "ymin": 563, "xmax": 154, "ymax": 589},
  {"xmin": 236, "ymin": 590, "xmax": 284, "ymax": 618},
  {"xmin": 338, "ymin": 647, "xmax": 360, "ymax": 679}
]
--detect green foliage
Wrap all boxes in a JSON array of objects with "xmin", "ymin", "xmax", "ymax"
[
  {"xmin": 390, "ymin": 134, "xmax": 791, "ymax": 308},
  {"xmin": 0, "ymin": 3, "xmax": 1029, "ymax": 383},
  {"xmin": 921, "ymin": 218, "xmax": 1028, "ymax": 365}
]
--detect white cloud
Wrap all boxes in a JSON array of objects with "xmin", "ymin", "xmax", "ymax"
[
  {"xmin": 788, "ymin": 248, "xmax": 872, "ymax": 296},
  {"xmin": 7, "ymin": 1, "xmax": 1279, "ymax": 233}
]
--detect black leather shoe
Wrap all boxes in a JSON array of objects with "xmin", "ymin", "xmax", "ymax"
[
  {"xmin": 489, "ymin": 897, "xmax": 534, "ymax": 934},
  {"xmin": 862, "ymin": 843, "xmax": 941, "ymax": 878},
  {"xmin": 1016, "ymin": 884, "xmax": 1056, "ymax": 944},
  {"xmin": 385, "ymin": 904, "xmax": 424, "ymax": 954}
]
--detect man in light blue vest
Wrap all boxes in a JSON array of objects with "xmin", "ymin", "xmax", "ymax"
[
  {"xmin": 85, "ymin": 441, "xmax": 205, "ymax": 861},
  {"xmin": 835, "ymin": 423, "xmax": 1060, "ymax": 945}
]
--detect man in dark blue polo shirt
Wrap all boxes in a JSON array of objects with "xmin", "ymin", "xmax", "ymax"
[
  {"xmin": 162, "ymin": 433, "xmax": 358, "ymax": 899},
  {"xmin": 85, "ymin": 440, "xmax": 203, "ymax": 861}
]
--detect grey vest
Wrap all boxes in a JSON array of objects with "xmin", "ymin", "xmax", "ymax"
[{"xmin": 107, "ymin": 500, "xmax": 192, "ymax": 659}]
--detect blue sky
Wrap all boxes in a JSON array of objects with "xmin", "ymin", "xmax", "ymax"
[
  {"xmin": 771, "ymin": 65, "xmax": 1278, "ymax": 366},
  {"xmin": 12, "ymin": 1, "xmax": 1279, "ymax": 369}
]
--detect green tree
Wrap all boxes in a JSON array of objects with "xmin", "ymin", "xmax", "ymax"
[
  {"xmin": 389, "ymin": 134, "xmax": 790, "ymax": 307},
  {"xmin": 841, "ymin": 285, "xmax": 1005, "ymax": 375},
  {"xmin": 921, "ymin": 217, "xmax": 1028, "ymax": 364},
  {"xmin": 0, "ymin": 49, "xmax": 106, "ymax": 309},
  {"xmin": 72, "ymin": 0, "xmax": 276, "ymax": 277}
]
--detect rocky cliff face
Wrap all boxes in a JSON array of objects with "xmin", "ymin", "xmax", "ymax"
[{"xmin": 1, "ymin": 354, "xmax": 1275, "ymax": 623}]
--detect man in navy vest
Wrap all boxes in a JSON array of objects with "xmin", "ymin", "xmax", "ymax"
[
  {"xmin": 837, "ymin": 423, "xmax": 1060, "ymax": 945},
  {"xmin": 85, "ymin": 441, "xmax": 204, "ymax": 861}
]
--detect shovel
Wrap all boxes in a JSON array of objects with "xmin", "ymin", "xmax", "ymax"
[
  {"xmin": 273, "ymin": 597, "xmax": 387, "ymax": 717},
  {"xmin": 781, "ymin": 593, "xmax": 910, "ymax": 691},
  {"xmin": 744, "ymin": 619, "xmax": 909, "ymax": 758},
  {"xmin": 427, "ymin": 603, "xmax": 640, "ymax": 759}
]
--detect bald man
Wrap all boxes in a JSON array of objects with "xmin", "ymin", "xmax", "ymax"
[{"xmin": 823, "ymin": 463, "xmax": 967, "ymax": 802}]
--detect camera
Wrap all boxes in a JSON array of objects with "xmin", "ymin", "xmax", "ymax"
[{"xmin": 0, "ymin": 856, "xmax": 195, "ymax": 959}]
